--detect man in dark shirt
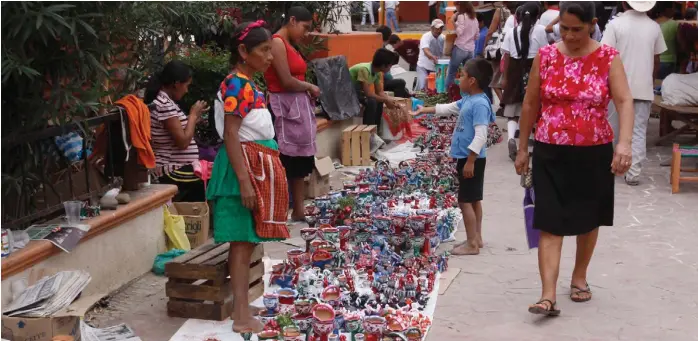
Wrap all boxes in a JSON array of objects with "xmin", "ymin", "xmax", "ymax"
[{"xmin": 387, "ymin": 35, "xmax": 419, "ymax": 71}]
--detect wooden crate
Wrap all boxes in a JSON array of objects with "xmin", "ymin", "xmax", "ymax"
[
  {"xmin": 341, "ymin": 124, "xmax": 377, "ymax": 166},
  {"xmin": 165, "ymin": 241, "xmax": 264, "ymax": 321}
]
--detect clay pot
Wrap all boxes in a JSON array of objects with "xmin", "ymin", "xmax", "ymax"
[
  {"xmin": 259, "ymin": 311, "xmax": 279, "ymax": 329},
  {"xmin": 257, "ymin": 329, "xmax": 279, "ymax": 340},
  {"xmin": 286, "ymin": 248, "xmax": 305, "ymax": 268},
  {"xmin": 321, "ymin": 285, "xmax": 341, "ymax": 302},
  {"xmin": 262, "ymin": 293, "xmax": 279, "ymax": 313},
  {"xmin": 362, "ymin": 316, "xmax": 387, "ymax": 336},
  {"xmin": 312, "ymin": 303, "xmax": 335, "ymax": 322},
  {"xmin": 282, "ymin": 326, "xmax": 303, "ymax": 341},
  {"xmin": 404, "ymin": 327, "xmax": 423, "ymax": 341},
  {"xmin": 292, "ymin": 313, "xmax": 313, "ymax": 333},
  {"xmin": 312, "ymin": 249, "xmax": 333, "ymax": 269},
  {"xmin": 320, "ymin": 227, "xmax": 340, "ymax": 244},
  {"xmin": 294, "ymin": 299, "xmax": 312, "ymax": 316}
]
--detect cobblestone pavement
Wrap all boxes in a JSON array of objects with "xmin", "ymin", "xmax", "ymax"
[
  {"xmin": 86, "ymin": 118, "xmax": 698, "ymax": 341},
  {"xmin": 426, "ymin": 118, "xmax": 698, "ymax": 341}
]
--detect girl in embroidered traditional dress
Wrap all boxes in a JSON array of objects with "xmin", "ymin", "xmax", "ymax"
[{"xmin": 207, "ymin": 21, "xmax": 290, "ymax": 332}]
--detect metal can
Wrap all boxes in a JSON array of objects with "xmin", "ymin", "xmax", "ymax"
[{"xmin": 2, "ymin": 228, "xmax": 11, "ymax": 258}]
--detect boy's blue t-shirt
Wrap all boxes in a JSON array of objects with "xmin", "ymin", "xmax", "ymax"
[
  {"xmin": 450, "ymin": 92, "xmax": 494, "ymax": 159},
  {"xmin": 475, "ymin": 27, "xmax": 488, "ymax": 55}
]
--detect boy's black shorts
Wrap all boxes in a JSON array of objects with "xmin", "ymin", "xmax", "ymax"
[{"xmin": 455, "ymin": 158, "xmax": 486, "ymax": 203}]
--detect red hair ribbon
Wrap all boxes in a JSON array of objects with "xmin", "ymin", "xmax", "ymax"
[{"xmin": 238, "ymin": 20, "xmax": 266, "ymax": 41}]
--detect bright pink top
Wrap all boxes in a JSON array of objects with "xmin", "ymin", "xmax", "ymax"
[
  {"xmin": 535, "ymin": 44, "xmax": 619, "ymax": 146},
  {"xmin": 264, "ymin": 34, "xmax": 307, "ymax": 93},
  {"xmin": 454, "ymin": 13, "xmax": 479, "ymax": 52}
]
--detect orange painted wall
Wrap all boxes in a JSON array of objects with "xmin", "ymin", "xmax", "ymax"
[
  {"xmin": 308, "ymin": 32, "xmax": 383, "ymax": 67},
  {"xmin": 399, "ymin": 1, "xmax": 430, "ymax": 23}
]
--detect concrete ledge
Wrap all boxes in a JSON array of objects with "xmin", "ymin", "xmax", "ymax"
[{"xmin": 1, "ymin": 184, "xmax": 177, "ymax": 278}]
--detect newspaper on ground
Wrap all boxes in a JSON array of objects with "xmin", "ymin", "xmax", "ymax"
[
  {"xmin": 25, "ymin": 224, "xmax": 90, "ymax": 252},
  {"xmin": 2, "ymin": 273, "xmax": 61, "ymax": 315},
  {"xmin": 3, "ymin": 270, "xmax": 91, "ymax": 317},
  {"xmin": 81, "ymin": 322, "xmax": 141, "ymax": 341}
]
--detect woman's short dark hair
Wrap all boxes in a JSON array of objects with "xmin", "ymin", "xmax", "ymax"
[
  {"xmin": 230, "ymin": 21, "xmax": 271, "ymax": 66},
  {"xmin": 286, "ymin": 6, "xmax": 313, "ymax": 23},
  {"xmin": 686, "ymin": 8, "xmax": 698, "ymax": 20},
  {"xmin": 463, "ymin": 58, "xmax": 493, "ymax": 91},
  {"xmin": 376, "ymin": 25, "xmax": 393, "ymax": 42},
  {"xmin": 144, "ymin": 60, "xmax": 192, "ymax": 104},
  {"xmin": 388, "ymin": 34, "xmax": 401, "ymax": 45},
  {"xmin": 372, "ymin": 48, "xmax": 398, "ymax": 69},
  {"xmin": 560, "ymin": 1, "xmax": 596, "ymax": 23}
]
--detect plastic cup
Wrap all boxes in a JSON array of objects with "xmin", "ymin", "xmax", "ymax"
[{"xmin": 63, "ymin": 201, "xmax": 83, "ymax": 225}]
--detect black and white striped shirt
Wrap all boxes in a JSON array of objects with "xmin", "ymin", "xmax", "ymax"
[{"xmin": 150, "ymin": 91, "xmax": 199, "ymax": 176}]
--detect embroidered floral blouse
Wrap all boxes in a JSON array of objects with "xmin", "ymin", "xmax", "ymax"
[
  {"xmin": 218, "ymin": 72, "xmax": 274, "ymax": 142},
  {"xmin": 535, "ymin": 44, "xmax": 619, "ymax": 146}
]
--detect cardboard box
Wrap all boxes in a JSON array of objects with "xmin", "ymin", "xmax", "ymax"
[
  {"xmin": 306, "ymin": 157, "xmax": 334, "ymax": 198},
  {"xmin": 2, "ymin": 315, "xmax": 81, "ymax": 341},
  {"xmin": 170, "ymin": 202, "xmax": 210, "ymax": 249}
]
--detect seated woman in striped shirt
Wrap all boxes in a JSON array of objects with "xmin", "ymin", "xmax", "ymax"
[{"xmin": 144, "ymin": 61, "xmax": 209, "ymax": 201}]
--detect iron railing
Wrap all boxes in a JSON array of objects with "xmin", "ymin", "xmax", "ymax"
[{"xmin": 1, "ymin": 112, "xmax": 121, "ymax": 230}]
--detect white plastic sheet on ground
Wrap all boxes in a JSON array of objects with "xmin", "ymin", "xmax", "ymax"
[
  {"xmin": 169, "ymin": 259, "xmax": 441, "ymax": 341},
  {"xmin": 375, "ymin": 141, "xmax": 421, "ymax": 166}
]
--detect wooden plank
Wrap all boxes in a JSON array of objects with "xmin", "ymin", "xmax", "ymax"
[
  {"xmin": 251, "ymin": 244, "xmax": 264, "ymax": 263},
  {"xmin": 351, "ymin": 125, "xmax": 366, "ymax": 166},
  {"xmin": 246, "ymin": 278, "xmax": 265, "ymax": 303},
  {"xmin": 361, "ymin": 125, "xmax": 376, "ymax": 166},
  {"xmin": 168, "ymin": 240, "xmax": 216, "ymax": 264},
  {"xmin": 167, "ymin": 297, "xmax": 232, "ymax": 321},
  {"xmin": 248, "ymin": 261, "xmax": 264, "ymax": 284},
  {"xmin": 342, "ymin": 125, "xmax": 358, "ymax": 166},
  {"xmin": 166, "ymin": 279, "xmax": 228, "ymax": 301},
  {"xmin": 186, "ymin": 243, "xmax": 230, "ymax": 265}
]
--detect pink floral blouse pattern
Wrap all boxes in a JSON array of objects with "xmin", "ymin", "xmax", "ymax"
[{"xmin": 535, "ymin": 44, "xmax": 619, "ymax": 146}]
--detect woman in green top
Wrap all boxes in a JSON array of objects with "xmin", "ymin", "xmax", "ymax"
[
  {"xmin": 656, "ymin": 2, "xmax": 679, "ymax": 79},
  {"xmin": 349, "ymin": 48, "xmax": 399, "ymax": 130}
]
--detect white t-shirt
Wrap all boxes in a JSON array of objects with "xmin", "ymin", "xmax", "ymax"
[
  {"xmin": 417, "ymin": 32, "xmax": 445, "ymax": 71},
  {"xmin": 539, "ymin": 9, "xmax": 560, "ymax": 42},
  {"xmin": 385, "ymin": 1, "xmax": 399, "ymax": 10},
  {"xmin": 501, "ymin": 24, "xmax": 548, "ymax": 59},
  {"xmin": 503, "ymin": 15, "xmax": 516, "ymax": 32},
  {"xmin": 601, "ymin": 10, "xmax": 667, "ymax": 101}
]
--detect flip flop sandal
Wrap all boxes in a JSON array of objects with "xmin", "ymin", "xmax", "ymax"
[
  {"xmin": 570, "ymin": 283, "xmax": 592, "ymax": 303},
  {"xmin": 528, "ymin": 299, "xmax": 561, "ymax": 316}
]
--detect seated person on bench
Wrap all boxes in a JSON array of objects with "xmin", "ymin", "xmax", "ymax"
[{"xmin": 349, "ymin": 48, "xmax": 400, "ymax": 130}]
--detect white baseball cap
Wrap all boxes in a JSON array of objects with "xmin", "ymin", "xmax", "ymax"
[
  {"xmin": 626, "ymin": 1, "xmax": 656, "ymax": 13},
  {"xmin": 431, "ymin": 19, "xmax": 445, "ymax": 28}
]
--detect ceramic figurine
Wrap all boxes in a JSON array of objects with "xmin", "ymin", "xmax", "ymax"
[
  {"xmin": 301, "ymin": 228, "xmax": 318, "ymax": 253},
  {"xmin": 240, "ymin": 332, "xmax": 253, "ymax": 341},
  {"xmin": 263, "ymin": 293, "xmax": 279, "ymax": 315},
  {"xmin": 312, "ymin": 303, "xmax": 336, "ymax": 341}
]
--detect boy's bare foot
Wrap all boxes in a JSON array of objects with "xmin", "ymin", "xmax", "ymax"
[
  {"xmin": 232, "ymin": 317, "xmax": 263, "ymax": 333},
  {"xmin": 451, "ymin": 242, "xmax": 479, "ymax": 255}
]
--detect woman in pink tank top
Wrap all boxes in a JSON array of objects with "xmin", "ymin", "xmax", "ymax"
[{"xmin": 264, "ymin": 6, "xmax": 321, "ymax": 222}]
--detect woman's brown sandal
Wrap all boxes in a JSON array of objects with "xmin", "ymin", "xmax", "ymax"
[
  {"xmin": 528, "ymin": 299, "xmax": 561, "ymax": 316},
  {"xmin": 570, "ymin": 282, "xmax": 592, "ymax": 302}
]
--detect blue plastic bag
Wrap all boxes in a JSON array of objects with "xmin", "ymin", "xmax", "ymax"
[{"xmin": 152, "ymin": 249, "xmax": 186, "ymax": 275}]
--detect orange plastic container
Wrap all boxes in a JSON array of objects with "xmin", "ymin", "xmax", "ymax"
[{"xmin": 427, "ymin": 73, "xmax": 436, "ymax": 91}]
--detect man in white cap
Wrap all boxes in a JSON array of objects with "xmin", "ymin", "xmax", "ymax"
[
  {"xmin": 416, "ymin": 19, "xmax": 445, "ymax": 91},
  {"xmin": 602, "ymin": 1, "xmax": 666, "ymax": 186}
]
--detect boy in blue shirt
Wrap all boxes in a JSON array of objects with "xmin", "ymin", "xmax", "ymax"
[
  {"xmin": 474, "ymin": 13, "xmax": 488, "ymax": 57},
  {"xmin": 450, "ymin": 58, "xmax": 494, "ymax": 256}
]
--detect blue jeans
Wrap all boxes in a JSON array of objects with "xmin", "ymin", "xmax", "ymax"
[
  {"xmin": 416, "ymin": 66, "xmax": 432, "ymax": 91},
  {"xmin": 386, "ymin": 8, "xmax": 400, "ymax": 32},
  {"xmin": 658, "ymin": 62, "xmax": 675, "ymax": 80},
  {"xmin": 445, "ymin": 46, "xmax": 473, "ymax": 89}
]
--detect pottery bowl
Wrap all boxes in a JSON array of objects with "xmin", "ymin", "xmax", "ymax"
[
  {"xmin": 300, "ymin": 228, "xmax": 318, "ymax": 241},
  {"xmin": 294, "ymin": 299, "xmax": 312, "ymax": 316},
  {"xmin": 276, "ymin": 288, "xmax": 298, "ymax": 305},
  {"xmin": 292, "ymin": 313, "xmax": 313, "ymax": 332},
  {"xmin": 257, "ymin": 329, "xmax": 279, "ymax": 340},
  {"xmin": 259, "ymin": 311, "xmax": 279, "ymax": 327}
]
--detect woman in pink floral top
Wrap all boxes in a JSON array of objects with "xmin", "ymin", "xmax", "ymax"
[{"xmin": 514, "ymin": 2, "xmax": 635, "ymax": 316}]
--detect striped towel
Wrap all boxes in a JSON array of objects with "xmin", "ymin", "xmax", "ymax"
[{"xmin": 54, "ymin": 132, "xmax": 85, "ymax": 163}]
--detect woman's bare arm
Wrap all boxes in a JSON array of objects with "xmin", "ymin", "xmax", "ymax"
[
  {"xmin": 485, "ymin": 8, "xmax": 501, "ymax": 42},
  {"xmin": 223, "ymin": 115, "xmax": 256, "ymax": 210},
  {"xmin": 608, "ymin": 57, "xmax": 634, "ymax": 146}
]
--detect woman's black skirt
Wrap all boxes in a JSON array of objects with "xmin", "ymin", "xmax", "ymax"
[
  {"xmin": 532, "ymin": 142, "xmax": 614, "ymax": 236},
  {"xmin": 280, "ymin": 154, "xmax": 315, "ymax": 179}
]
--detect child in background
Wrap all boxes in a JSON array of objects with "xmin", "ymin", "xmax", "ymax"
[
  {"xmin": 474, "ymin": 13, "xmax": 488, "ymax": 57},
  {"xmin": 450, "ymin": 58, "xmax": 494, "ymax": 256}
]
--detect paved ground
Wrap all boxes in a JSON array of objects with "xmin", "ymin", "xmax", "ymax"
[{"xmin": 86, "ymin": 118, "xmax": 698, "ymax": 340}]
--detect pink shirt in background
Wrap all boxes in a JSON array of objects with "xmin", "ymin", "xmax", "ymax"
[{"xmin": 454, "ymin": 13, "xmax": 479, "ymax": 52}]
